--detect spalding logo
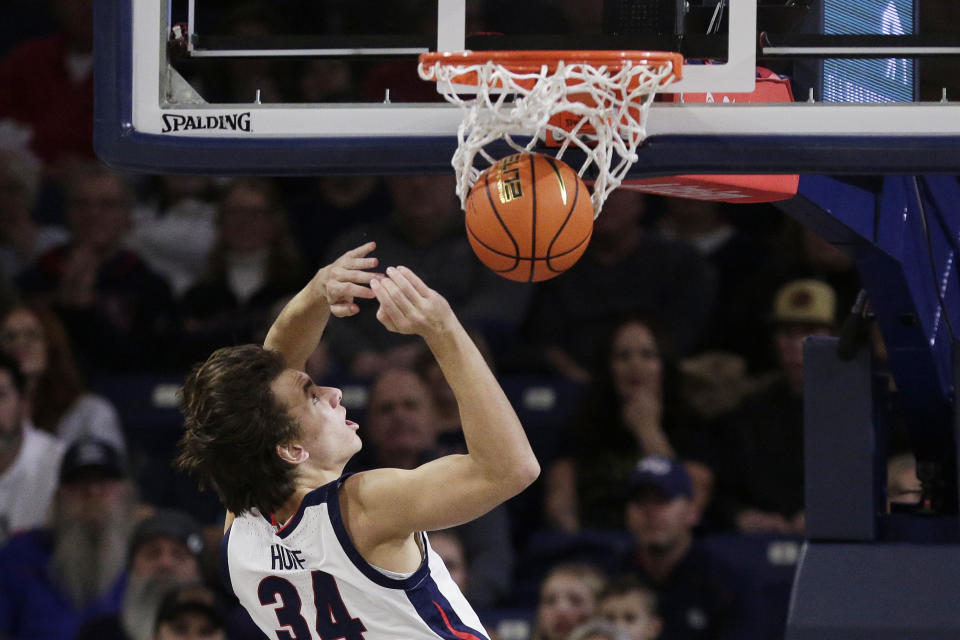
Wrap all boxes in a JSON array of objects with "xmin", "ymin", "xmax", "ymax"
[{"xmin": 161, "ymin": 112, "xmax": 252, "ymax": 133}]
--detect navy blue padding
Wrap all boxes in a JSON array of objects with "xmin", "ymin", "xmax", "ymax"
[{"xmin": 94, "ymin": 1, "xmax": 960, "ymax": 176}]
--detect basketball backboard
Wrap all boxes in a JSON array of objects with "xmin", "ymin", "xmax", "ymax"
[{"xmin": 95, "ymin": 0, "xmax": 960, "ymax": 175}]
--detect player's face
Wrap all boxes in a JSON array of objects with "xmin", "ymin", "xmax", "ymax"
[
  {"xmin": 537, "ymin": 572, "xmax": 597, "ymax": 640},
  {"xmin": 610, "ymin": 321, "xmax": 662, "ymax": 401},
  {"xmin": 600, "ymin": 592, "xmax": 661, "ymax": 640},
  {"xmin": 271, "ymin": 369, "xmax": 360, "ymax": 467}
]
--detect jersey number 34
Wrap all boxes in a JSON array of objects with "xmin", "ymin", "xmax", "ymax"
[{"xmin": 259, "ymin": 570, "xmax": 367, "ymax": 639}]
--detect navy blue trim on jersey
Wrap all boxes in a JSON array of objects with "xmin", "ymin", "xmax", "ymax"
[
  {"xmin": 270, "ymin": 482, "xmax": 334, "ymax": 539},
  {"xmin": 220, "ymin": 526, "xmax": 234, "ymax": 596},
  {"xmin": 407, "ymin": 575, "xmax": 489, "ymax": 640},
  {"xmin": 327, "ymin": 475, "xmax": 431, "ymax": 590}
]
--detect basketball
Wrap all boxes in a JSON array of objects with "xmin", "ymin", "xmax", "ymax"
[{"xmin": 464, "ymin": 153, "xmax": 594, "ymax": 282}]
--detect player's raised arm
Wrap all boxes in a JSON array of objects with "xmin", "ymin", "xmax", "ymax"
[
  {"xmin": 264, "ymin": 242, "xmax": 378, "ymax": 369},
  {"xmin": 347, "ymin": 266, "xmax": 540, "ymax": 539}
]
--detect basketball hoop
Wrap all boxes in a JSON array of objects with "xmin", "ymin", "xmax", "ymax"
[{"xmin": 418, "ymin": 50, "xmax": 683, "ymax": 215}]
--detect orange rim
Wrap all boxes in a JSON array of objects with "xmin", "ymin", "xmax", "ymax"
[{"xmin": 419, "ymin": 50, "xmax": 683, "ymax": 84}]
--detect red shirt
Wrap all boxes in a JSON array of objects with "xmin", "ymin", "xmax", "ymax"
[{"xmin": 0, "ymin": 33, "xmax": 94, "ymax": 165}]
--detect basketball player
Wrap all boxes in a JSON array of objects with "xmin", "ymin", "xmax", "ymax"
[{"xmin": 176, "ymin": 241, "xmax": 539, "ymax": 639}]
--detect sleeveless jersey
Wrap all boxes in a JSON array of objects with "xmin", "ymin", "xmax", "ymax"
[{"xmin": 223, "ymin": 475, "xmax": 489, "ymax": 640}]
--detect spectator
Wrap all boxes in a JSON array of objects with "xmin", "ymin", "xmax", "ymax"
[
  {"xmin": 130, "ymin": 175, "xmax": 219, "ymax": 297},
  {"xmin": 16, "ymin": 164, "xmax": 177, "ymax": 373},
  {"xmin": 0, "ymin": 438, "xmax": 135, "ymax": 639},
  {"xmin": 532, "ymin": 563, "xmax": 607, "ymax": 640},
  {"xmin": 0, "ymin": 147, "xmax": 69, "ymax": 280},
  {"xmin": 322, "ymin": 174, "xmax": 531, "ymax": 377},
  {"xmin": 348, "ymin": 366, "xmax": 515, "ymax": 607},
  {"xmin": 177, "ymin": 178, "xmax": 304, "ymax": 366},
  {"xmin": 732, "ymin": 219, "xmax": 859, "ymax": 372},
  {"xmin": 597, "ymin": 576, "xmax": 662, "ymax": 640},
  {"xmin": 654, "ymin": 198, "xmax": 777, "ymax": 361},
  {"xmin": 0, "ymin": 303, "xmax": 125, "ymax": 450},
  {"xmin": 75, "ymin": 509, "xmax": 206, "ymax": 640},
  {"xmin": 569, "ymin": 620, "xmax": 633, "ymax": 640},
  {"xmin": 0, "ymin": 0, "xmax": 95, "ymax": 168},
  {"xmin": 713, "ymin": 279, "xmax": 837, "ymax": 533},
  {"xmin": 623, "ymin": 456, "xmax": 759, "ymax": 640},
  {"xmin": 522, "ymin": 189, "xmax": 715, "ymax": 382},
  {"xmin": 0, "ymin": 351, "xmax": 65, "ymax": 544},
  {"xmin": 544, "ymin": 316, "xmax": 713, "ymax": 532},
  {"xmin": 152, "ymin": 583, "xmax": 228, "ymax": 640}
]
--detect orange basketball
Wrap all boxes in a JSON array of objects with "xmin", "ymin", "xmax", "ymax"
[{"xmin": 464, "ymin": 153, "xmax": 594, "ymax": 282}]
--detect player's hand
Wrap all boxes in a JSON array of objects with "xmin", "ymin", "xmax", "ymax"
[
  {"xmin": 314, "ymin": 242, "xmax": 379, "ymax": 317},
  {"xmin": 371, "ymin": 266, "xmax": 453, "ymax": 339}
]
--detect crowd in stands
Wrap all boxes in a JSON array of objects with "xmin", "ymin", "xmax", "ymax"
[{"xmin": 0, "ymin": 2, "xmax": 919, "ymax": 639}]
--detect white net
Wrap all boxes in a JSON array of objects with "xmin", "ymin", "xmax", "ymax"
[{"xmin": 418, "ymin": 53, "xmax": 680, "ymax": 215}]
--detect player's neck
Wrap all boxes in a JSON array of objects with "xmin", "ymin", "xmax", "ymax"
[{"xmin": 273, "ymin": 467, "xmax": 343, "ymax": 523}]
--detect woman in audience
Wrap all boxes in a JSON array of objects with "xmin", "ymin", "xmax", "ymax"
[
  {"xmin": 0, "ymin": 303, "xmax": 125, "ymax": 450},
  {"xmin": 532, "ymin": 563, "xmax": 607, "ymax": 640},
  {"xmin": 544, "ymin": 316, "xmax": 713, "ymax": 532}
]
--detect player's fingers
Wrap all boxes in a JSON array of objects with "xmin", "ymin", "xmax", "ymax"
[
  {"xmin": 375, "ymin": 306, "xmax": 397, "ymax": 332},
  {"xmin": 396, "ymin": 266, "xmax": 432, "ymax": 297},
  {"xmin": 386, "ymin": 266, "xmax": 422, "ymax": 305},
  {"xmin": 339, "ymin": 269, "xmax": 379, "ymax": 285},
  {"xmin": 372, "ymin": 281, "xmax": 405, "ymax": 329},
  {"xmin": 330, "ymin": 302, "xmax": 359, "ymax": 317},
  {"xmin": 344, "ymin": 257, "xmax": 379, "ymax": 271},
  {"xmin": 379, "ymin": 272, "xmax": 418, "ymax": 315},
  {"xmin": 343, "ymin": 241, "xmax": 376, "ymax": 259},
  {"xmin": 331, "ymin": 281, "xmax": 376, "ymax": 301}
]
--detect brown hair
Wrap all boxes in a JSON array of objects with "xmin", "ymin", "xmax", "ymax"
[
  {"xmin": 175, "ymin": 344, "xmax": 300, "ymax": 515},
  {"xmin": 1, "ymin": 304, "xmax": 85, "ymax": 433}
]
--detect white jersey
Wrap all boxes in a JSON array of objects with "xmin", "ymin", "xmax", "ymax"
[{"xmin": 223, "ymin": 475, "xmax": 489, "ymax": 640}]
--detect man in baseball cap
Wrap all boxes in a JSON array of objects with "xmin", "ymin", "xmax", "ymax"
[
  {"xmin": 623, "ymin": 456, "xmax": 748, "ymax": 639},
  {"xmin": 76, "ymin": 509, "xmax": 205, "ymax": 640},
  {"xmin": 59, "ymin": 437, "xmax": 127, "ymax": 484},
  {"xmin": 0, "ymin": 437, "xmax": 135, "ymax": 639},
  {"xmin": 710, "ymin": 278, "xmax": 838, "ymax": 537},
  {"xmin": 770, "ymin": 278, "xmax": 837, "ymax": 396}
]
